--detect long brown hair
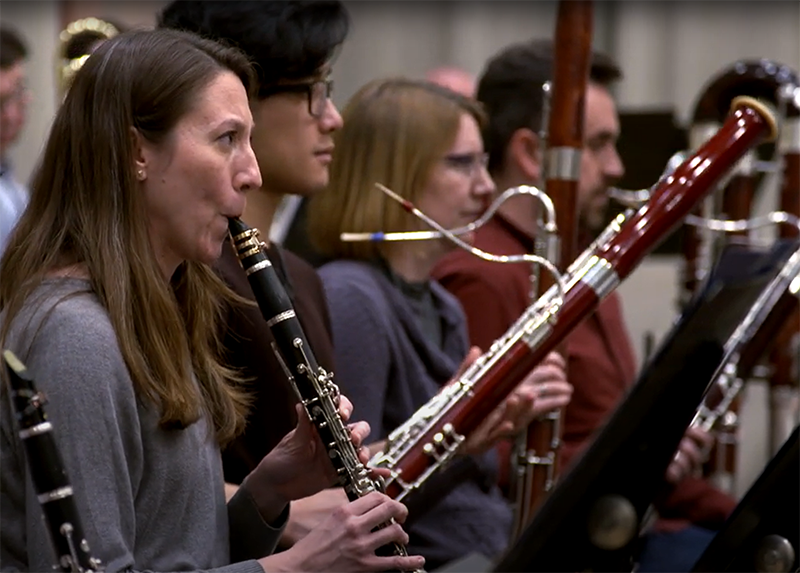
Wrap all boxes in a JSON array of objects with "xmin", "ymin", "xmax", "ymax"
[
  {"xmin": 0, "ymin": 29, "xmax": 256, "ymax": 445},
  {"xmin": 308, "ymin": 78, "xmax": 486, "ymax": 262}
]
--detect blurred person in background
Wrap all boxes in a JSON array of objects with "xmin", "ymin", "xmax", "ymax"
[
  {"xmin": 0, "ymin": 26, "xmax": 30, "ymax": 256},
  {"xmin": 426, "ymin": 66, "xmax": 476, "ymax": 98}
]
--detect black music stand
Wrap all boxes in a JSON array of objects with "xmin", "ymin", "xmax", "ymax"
[
  {"xmin": 692, "ymin": 425, "xmax": 799, "ymax": 572},
  {"xmin": 493, "ymin": 240, "xmax": 798, "ymax": 573}
]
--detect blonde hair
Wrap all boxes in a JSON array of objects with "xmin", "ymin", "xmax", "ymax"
[
  {"xmin": 308, "ymin": 78, "xmax": 485, "ymax": 261},
  {"xmin": 0, "ymin": 30, "xmax": 256, "ymax": 445}
]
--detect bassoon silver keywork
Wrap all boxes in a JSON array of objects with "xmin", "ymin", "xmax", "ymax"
[{"xmin": 369, "ymin": 97, "xmax": 777, "ymax": 503}]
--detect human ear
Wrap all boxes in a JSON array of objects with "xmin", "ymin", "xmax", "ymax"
[
  {"xmin": 130, "ymin": 126, "xmax": 149, "ymax": 181},
  {"xmin": 507, "ymin": 128, "xmax": 543, "ymax": 183}
]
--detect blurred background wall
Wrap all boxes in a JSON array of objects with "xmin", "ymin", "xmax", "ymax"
[{"xmin": 2, "ymin": 0, "xmax": 798, "ymax": 496}]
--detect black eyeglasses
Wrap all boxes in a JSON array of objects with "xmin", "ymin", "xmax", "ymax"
[{"xmin": 259, "ymin": 78, "xmax": 334, "ymax": 118}]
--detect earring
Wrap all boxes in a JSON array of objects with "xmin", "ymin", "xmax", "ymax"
[{"xmin": 136, "ymin": 169, "xmax": 145, "ymax": 181}]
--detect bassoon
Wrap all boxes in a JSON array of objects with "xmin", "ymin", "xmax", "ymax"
[
  {"xmin": 768, "ymin": 75, "xmax": 800, "ymax": 456},
  {"xmin": 682, "ymin": 60, "xmax": 800, "ymax": 491},
  {"xmin": 510, "ymin": 0, "xmax": 592, "ymax": 537},
  {"xmin": 495, "ymin": 234, "xmax": 797, "ymax": 573},
  {"xmin": 691, "ymin": 425, "xmax": 798, "ymax": 573},
  {"xmin": 681, "ymin": 60, "xmax": 797, "ymax": 306},
  {"xmin": 692, "ymin": 242, "xmax": 800, "ymax": 441},
  {"xmin": 709, "ymin": 105, "xmax": 761, "ymax": 494},
  {"xmin": 371, "ymin": 97, "xmax": 777, "ymax": 503}
]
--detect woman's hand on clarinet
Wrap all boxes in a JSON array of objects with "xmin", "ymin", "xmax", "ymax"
[
  {"xmin": 242, "ymin": 397, "xmax": 372, "ymax": 522},
  {"xmin": 458, "ymin": 349, "xmax": 572, "ymax": 454},
  {"xmin": 280, "ymin": 487, "xmax": 350, "ymax": 547},
  {"xmin": 261, "ymin": 491, "xmax": 426, "ymax": 573}
]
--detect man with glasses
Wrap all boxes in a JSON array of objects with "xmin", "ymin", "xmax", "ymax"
[
  {"xmin": 0, "ymin": 26, "xmax": 30, "ymax": 256},
  {"xmin": 259, "ymin": 78, "xmax": 334, "ymax": 119},
  {"xmin": 257, "ymin": 77, "xmax": 336, "ymax": 267}
]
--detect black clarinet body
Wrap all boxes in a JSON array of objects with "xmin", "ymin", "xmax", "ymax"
[
  {"xmin": 3, "ymin": 350, "xmax": 102, "ymax": 572},
  {"xmin": 227, "ymin": 218, "xmax": 415, "ymax": 567}
]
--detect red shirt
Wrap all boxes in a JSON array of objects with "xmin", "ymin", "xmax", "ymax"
[{"xmin": 433, "ymin": 213, "xmax": 736, "ymax": 531}]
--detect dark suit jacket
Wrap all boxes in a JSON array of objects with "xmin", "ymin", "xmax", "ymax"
[{"xmin": 215, "ymin": 241, "xmax": 335, "ymax": 484}]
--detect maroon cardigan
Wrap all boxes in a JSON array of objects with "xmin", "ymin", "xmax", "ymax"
[{"xmin": 433, "ymin": 213, "xmax": 736, "ymax": 531}]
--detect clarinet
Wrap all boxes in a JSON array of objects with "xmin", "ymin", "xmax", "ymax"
[
  {"xmin": 227, "ymin": 218, "xmax": 418, "ymax": 570},
  {"xmin": 3, "ymin": 350, "xmax": 103, "ymax": 573}
]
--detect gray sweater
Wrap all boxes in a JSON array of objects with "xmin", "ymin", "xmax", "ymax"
[
  {"xmin": 318, "ymin": 260, "xmax": 512, "ymax": 571},
  {"xmin": 0, "ymin": 278, "xmax": 283, "ymax": 572}
]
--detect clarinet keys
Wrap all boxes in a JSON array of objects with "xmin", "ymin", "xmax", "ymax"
[{"xmin": 4, "ymin": 350, "xmax": 103, "ymax": 572}]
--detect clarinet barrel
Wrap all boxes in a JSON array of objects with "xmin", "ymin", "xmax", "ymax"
[{"xmin": 4, "ymin": 350, "xmax": 102, "ymax": 573}]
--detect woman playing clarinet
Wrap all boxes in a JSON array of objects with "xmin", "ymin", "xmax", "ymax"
[{"xmin": 0, "ymin": 29, "xmax": 420, "ymax": 573}]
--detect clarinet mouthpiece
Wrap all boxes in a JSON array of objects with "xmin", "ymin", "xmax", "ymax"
[{"xmin": 227, "ymin": 217, "xmax": 248, "ymax": 238}]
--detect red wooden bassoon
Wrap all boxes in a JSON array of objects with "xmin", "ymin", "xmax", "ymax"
[
  {"xmin": 768, "ymin": 79, "xmax": 800, "ymax": 455},
  {"xmin": 372, "ymin": 97, "xmax": 777, "ymax": 502},
  {"xmin": 510, "ymin": 0, "xmax": 592, "ymax": 537}
]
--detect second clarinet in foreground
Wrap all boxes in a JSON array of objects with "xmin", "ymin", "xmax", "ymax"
[
  {"xmin": 227, "ymin": 218, "xmax": 417, "ymax": 569},
  {"xmin": 4, "ymin": 350, "xmax": 102, "ymax": 572}
]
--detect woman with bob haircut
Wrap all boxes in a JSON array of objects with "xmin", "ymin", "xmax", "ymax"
[
  {"xmin": 0, "ymin": 29, "xmax": 421, "ymax": 573},
  {"xmin": 308, "ymin": 78, "xmax": 573, "ymax": 570}
]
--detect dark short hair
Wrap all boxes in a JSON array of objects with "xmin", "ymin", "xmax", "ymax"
[
  {"xmin": 158, "ymin": 0, "xmax": 349, "ymax": 98},
  {"xmin": 477, "ymin": 39, "xmax": 622, "ymax": 174},
  {"xmin": 0, "ymin": 26, "xmax": 28, "ymax": 69}
]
